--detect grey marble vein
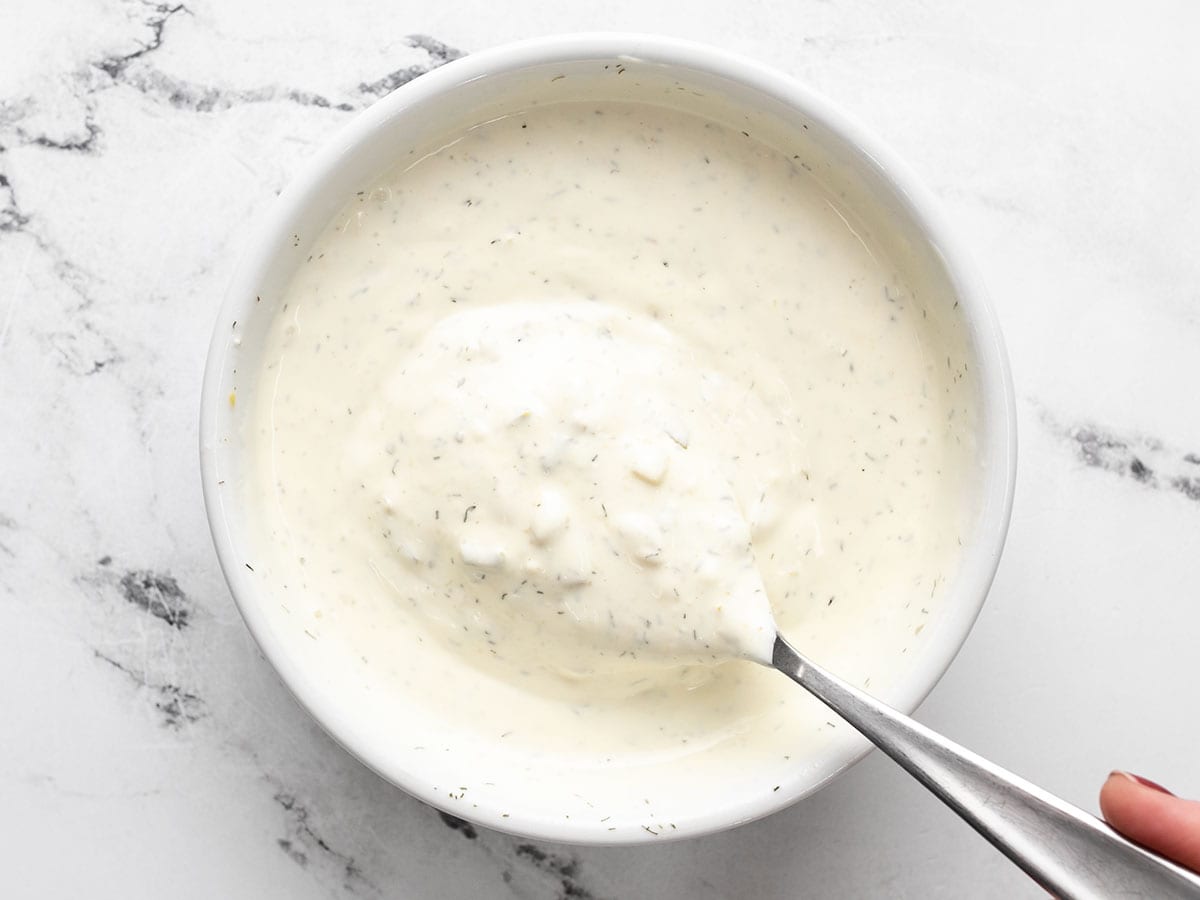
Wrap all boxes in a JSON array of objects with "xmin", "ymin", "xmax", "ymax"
[
  {"xmin": 273, "ymin": 788, "xmax": 380, "ymax": 897},
  {"xmin": 94, "ymin": 1, "xmax": 190, "ymax": 80},
  {"xmin": 93, "ymin": 650, "xmax": 207, "ymax": 730},
  {"xmin": 359, "ymin": 35, "xmax": 467, "ymax": 97},
  {"xmin": 431, "ymin": 809, "xmax": 607, "ymax": 900},
  {"xmin": 512, "ymin": 844, "xmax": 600, "ymax": 900},
  {"xmin": 1043, "ymin": 411, "xmax": 1200, "ymax": 504},
  {"xmin": 118, "ymin": 69, "xmax": 361, "ymax": 114},
  {"xmin": 0, "ymin": 512, "xmax": 16, "ymax": 559},
  {"xmin": 0, "ymin": 173, "xmax": 29, "ymax": 232},
  {"xmin": 116, "ymin": 567, "xmax": 193, "ymax": 629}
]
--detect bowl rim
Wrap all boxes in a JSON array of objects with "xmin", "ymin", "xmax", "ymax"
[{"xmin": 200, "ymin": 31, "xmax": 1017, "ymax": 846}]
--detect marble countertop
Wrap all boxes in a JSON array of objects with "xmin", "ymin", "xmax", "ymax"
[{"xmin": 3, "ymin": 1, "xmax": 1198, "ymax": 897}]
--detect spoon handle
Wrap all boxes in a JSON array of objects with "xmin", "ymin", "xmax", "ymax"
[{"xmin": 772, "ymin": 635, "xmax": 1200, "ymax": 899}]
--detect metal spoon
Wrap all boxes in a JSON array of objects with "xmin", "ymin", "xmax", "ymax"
[{"xmin": 772, "ymin": 634, "xmax": 1200, "ymax": 898}]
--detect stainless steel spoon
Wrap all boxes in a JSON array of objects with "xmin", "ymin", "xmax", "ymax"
[{"xmin": 772, "ymin": 634, "xmax": 1200, "ymax": 898}]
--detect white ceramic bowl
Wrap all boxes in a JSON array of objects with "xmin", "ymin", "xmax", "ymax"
[{"xmin": 200, "ymin": 33, "xmax": 1016, "ymax": 845}]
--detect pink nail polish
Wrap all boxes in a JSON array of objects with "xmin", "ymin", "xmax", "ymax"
[
  {"xmin": 1130, "ymin": 774, "xmax": 1174, "ymax": 795},
  {"xmin": 1113, "ymin": 771, "xmax": 1175, "ymax": 796}
]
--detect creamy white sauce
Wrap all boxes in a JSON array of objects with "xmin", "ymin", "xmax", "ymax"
[
  {"xmin": 243, "ymin": 97, "xmax": 977, "ymax": 830},
  {"xmin": 355, "ymin": 298, "xmax": 778, "ymax": 680}
]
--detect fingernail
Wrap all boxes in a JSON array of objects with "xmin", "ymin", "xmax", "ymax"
[{"xmin": 1111, "ymin": 771, "xmax": 1175, "ymax": 796}]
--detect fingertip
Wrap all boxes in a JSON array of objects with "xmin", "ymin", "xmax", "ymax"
[
  {"xmin": 1100, "ymin": 770, "xmax": 1135, "ymax": 822},
  {"xmin": 1100, "ymin": 770, "xmax": 1200, "ymax": 873}
]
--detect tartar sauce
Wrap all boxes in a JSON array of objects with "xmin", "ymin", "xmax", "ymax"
[
  {"xmin": 354, "ymin": 298, "xmax": 778, "ymax": 680},
  {"xmin": 243, "ymin": 95, "xmax": 977, "ymax": 829}
]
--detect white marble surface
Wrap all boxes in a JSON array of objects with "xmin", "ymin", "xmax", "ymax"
[{"xmin": 3, "ymin": 1, "xmax": 1199, "ymax": 896}]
